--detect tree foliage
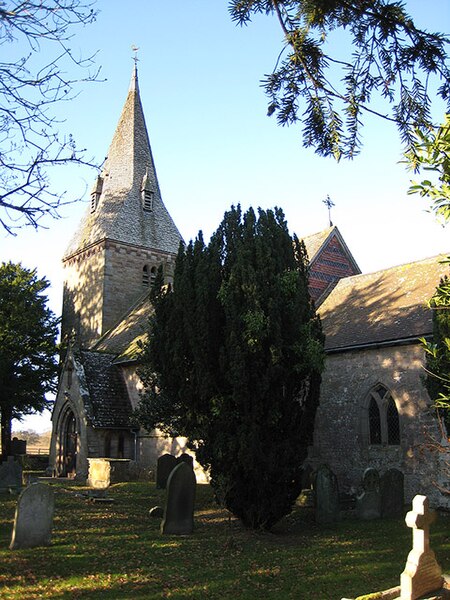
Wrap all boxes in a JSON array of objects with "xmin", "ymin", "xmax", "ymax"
[
  {"xmin": 421, "ymin": 275, "xmax": 450, "ymax": 432},
  {"xmin": 406, "ymin": 116, "xmax": 450, "ymax": 428},
  {"xmin": 0, "ymin": 262, "xmax": 59, "ymax": 457},
  {"xmin": 229, "ymin": 0, "xmax": 450, "ymax": 159},
  {"xmin": 0, "ymin": 0, "xmax": 99, "ymax": 234},
  {"xmin": 136, "ymin": 206, "xmax": 324, "ymax": 529}
]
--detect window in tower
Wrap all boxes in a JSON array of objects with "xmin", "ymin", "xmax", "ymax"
[
  {"xmin": 142, "ymin": 265, "xmax": 149, "ymax": 287},
  {"xmin": 143, "ymin": 190, "xmax": 154, "ymax": 211}
]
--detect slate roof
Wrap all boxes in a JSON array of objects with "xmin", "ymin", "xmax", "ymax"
[
  {"xmin": 319, "ymin": 254, "xmax": 449, "ymax": 352},
  {"xmin": 92, "ymin": 292, "xmax": 152, "ymax": 362},
  {"xmin": 76, "ymin": 350, "xmax": 133, "ymax": 428},
  {"xmin": 302, "ymin": 225, "xmax": 360, "ymax": 272},
  {"xmin": 64, "ymin": 65, "xmax": 182, "ymax": 259}
]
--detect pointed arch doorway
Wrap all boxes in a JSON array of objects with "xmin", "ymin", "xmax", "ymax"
[{"xmin": 58, "ymin": 408, "xmax": 78, "ymax": 477}]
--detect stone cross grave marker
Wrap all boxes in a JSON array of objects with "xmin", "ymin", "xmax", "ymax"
[
  {"xmin": 161, "ymin": 461, "xmax": 196, "ymax": 535},
  {"xmin": 400, "ymin": 495, "xmax": 443, "ymax": 600},
  {"xmin": 10, "ymin": 483, "xmax": 55, "ymax": 550},
  {"xmin": 156, "ymin": 453, "xmax": 177, "ymax": 489}
]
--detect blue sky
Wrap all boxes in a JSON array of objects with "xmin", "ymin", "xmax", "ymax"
[{"xmin": 2, "ymin": 1, "xmax": 449, "ymax": 431}]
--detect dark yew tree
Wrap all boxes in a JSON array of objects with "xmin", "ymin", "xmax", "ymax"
[
  {"xmin": 229, "ymin": 1, "xmax": 450, "ymax": 159},
  {"xmin": 0, "ymin": 262, "xmax": 59, "ymax": 458},
  {"xmin": 137, "ymin": 206, "xmax": 324, "ymax": 529}
]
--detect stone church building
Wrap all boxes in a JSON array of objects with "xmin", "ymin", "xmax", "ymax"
[{"xmin": 49, "ymin": 67, "xmax": 449, "ymax": 508}]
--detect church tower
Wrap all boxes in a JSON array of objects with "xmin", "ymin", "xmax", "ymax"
[{"xmin": 62, "ymin": 66, "xmax": 182, "ymax": 346}]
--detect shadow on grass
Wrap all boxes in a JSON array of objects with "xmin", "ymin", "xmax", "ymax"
[{"xmin": 0, "ymin": 482, "xmax": 449, "ymax": 599}]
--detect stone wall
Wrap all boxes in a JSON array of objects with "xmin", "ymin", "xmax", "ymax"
[{"xmin": 312, "ymin": 342, "xmax": 448, "ymax": 508}]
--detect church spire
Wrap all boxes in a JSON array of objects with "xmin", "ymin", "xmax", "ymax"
[{"xmin": 64, "ymin": 64, "xmax": 182, "ymax": 258}]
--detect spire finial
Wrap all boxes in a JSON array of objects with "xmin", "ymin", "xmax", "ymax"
[
  {"xmin": 322, "ymin": 194, "xmax": 335, "ymax": 227},
  {"xmin": 130, "ymin": 45, "xmax": 140, "ymax": 92}
]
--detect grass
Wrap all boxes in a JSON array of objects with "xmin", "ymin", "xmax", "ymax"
[{"xmin": 0, "ymin": 482, "xmax": 449, "ymax": 599}]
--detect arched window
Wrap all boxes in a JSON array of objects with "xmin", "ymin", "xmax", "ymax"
[
  {"xmin": 142, "ymin": 265, "xmax": 149, "ymax": 287},
  {"xmin": 365, "ymin": 384, "xmax": 401, "ymax": 446},
  {"xmin": 150, "ymin": 266, "xmax": 157, "ymax": 286},
  {"xmin": 369, "ymin": 398, "xmax": 381, "ymax": 445},
  {"xmin": 386, "ymin": 396, "xmax": 400, "ymax": 445}
]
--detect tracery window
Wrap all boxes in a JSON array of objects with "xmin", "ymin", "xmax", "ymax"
[{"xmin": 366, "ymin": 384, "xmax": 400, "ymax": 446}]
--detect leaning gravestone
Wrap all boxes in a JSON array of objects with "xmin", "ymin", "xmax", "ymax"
[
  {"xmin": 0, "ymin": 456, "xmax": 22, "ymax": 493},
  {"xmin": 400, "ymin": 495, "xmax": 443, "ymax": 600},
  {"xmin": 156, "ymin": 454, "xmax": 177, "ymax": 489},
  {"xmin": 10, "ymin": 483, "xmax": 55, "ymax": 550},
  {"xmin": 315, "ymin": 464, "xmax": 339, "ymax": 524},
  {"xmin": 356, "ymin": 467, "xmax": 381, "ymax": 520},
  {"xmin": 161, "ymin": 462, "xmax": 196, "ymax": 535},
  {"xmin": 381, "ymin": 468, "xmax": 404, "ymax": 518}
]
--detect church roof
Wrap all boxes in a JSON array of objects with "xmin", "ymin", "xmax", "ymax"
[
  {"xmin": 76, "ymin": 350, "xmax": 133, "ymax": 428},
  {"xmin": 320, "ymin": 254, "xmax": 449, "ymax": 352},
  {"xmin": 302, "ymin": 225, "xmax": 360, "ymax": 272},
  {"xmin": 64, "ymin": 65, "xmax": 183, "ymax": 258},
  {"xmin": 92, "ymin": 292, "xmax": 152, "ymax": 362}
]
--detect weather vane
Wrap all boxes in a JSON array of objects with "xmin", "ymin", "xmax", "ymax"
[
  {"xmin": 322, "ymin": 195, "xmax": 335, "ymax": 227},
  {"xmin": 131, "ymin": 45, "xmax": 140, "ymax": 66}
]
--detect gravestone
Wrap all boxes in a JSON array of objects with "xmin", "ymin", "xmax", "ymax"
[
  {"xmin": 10, "ymin": 483, "xmax": 55, "ymax": 550},
  {"xmin": 176, "ymin": 453, "xmax": 194, "ymax": 470},
  {"xmin": 400, "ymin": 495, "xmax": 443, "ymax": 600},
  {"xmin": 381, "ymin": 468, "xmax": 404, "ymax": 518},
  {"xmin": 87, "ymin": 458, "xmax": 111, "ymax": 490},
  {"xmin": 0, "ymin": 456, "xmax": 22, "ymax": 493},
  {"xmin": 156, "ymin": 454, "xmax": 177, "ymax": 489},
  {"xmin": 315, "ymin": 464, "xmax": 339, "ymax": 524},
  {"xmin": 161, "ymin": 462, "xmax": 196, "ymax": 535},
  {"xmin": 356, "ymin": 468, "xmax": 381, "ymax": 520}
]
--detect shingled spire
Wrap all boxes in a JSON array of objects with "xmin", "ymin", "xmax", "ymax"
[
  {"xmin": 65, "ymin": 64, "xmax": 182, "ymax": 257},
  {"xmin": 62, "ymin": 66, "xmax": 183, "ymax": 346}
]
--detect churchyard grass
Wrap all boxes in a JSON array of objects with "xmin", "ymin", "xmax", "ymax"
[{"xmin": 0, "ymin": 482, "xmax": 449, "ymax": 599}]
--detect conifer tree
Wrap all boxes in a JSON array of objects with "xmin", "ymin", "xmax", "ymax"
[
  {"xmin": 137, "ymin": 206, "xmax": 324, "ymax": 529},
  {"xmin": 0, "ymin": 262, "xmax": 59, "ymax": 457}
]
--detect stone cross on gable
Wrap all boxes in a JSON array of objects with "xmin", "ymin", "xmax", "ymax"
[{"xmin": 400, "ymin": 495, "xmax": 443, "ymax": 600}]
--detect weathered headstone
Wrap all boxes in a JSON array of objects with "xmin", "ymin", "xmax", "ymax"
[
  {"xmin": 87, "ymin": 458, "xmax": 111, "ymax": 490},
  {"xmin": 156, "ymin": 454, "xmax": 177, "ymax": 489},
  {"xmin": 0, "ymin": 456, "xmax": 22, "ymax": 493},
  {"xmin": 161, "ymin": 462, "xmax": 196, "ymax": 535},
  {"xmin": 10, "ymin": 483, "xmax": 55, "ymax": 550},
  {"xmin": 400, "ymin": 495, "xmax": 443, "ymax": 600},
  {"xmin": 176, "ymin": 453, "xmax": 194, "ymax": 470},
  {"xmin": 315, "ymin": 464, "xmax": 339, "ymax": 524},
  {"xmin": 356, "ymin": 467, "xmax": 381, "ymax": 520},
  {"xmin": 381, "ymin": 468, "xmax": 404, "ymax": 518}
]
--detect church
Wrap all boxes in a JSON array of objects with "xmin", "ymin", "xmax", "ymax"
[{"xmin": 48, "ymin": 66, "xmax": 449, "ymax": 508}]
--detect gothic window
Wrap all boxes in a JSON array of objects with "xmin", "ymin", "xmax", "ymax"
[
  {"xmin": 386, "ymin": 396, "xmax": 400, "ymax": 445},
  {"xmin": 142, "ymin": 265, "xmax": 149, "ymax": 287},
  {"xmin": 369, "ymin": 398, "xmax": 381, "ymax": 444},
  {"xmin": 366, "ymin": 384, "xmax": 401, "ymax": 446},
  {"xmin": 150, "ymin": 266, "xmax": 157, "ymax": 286}
]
